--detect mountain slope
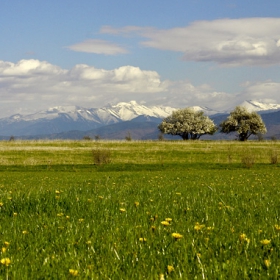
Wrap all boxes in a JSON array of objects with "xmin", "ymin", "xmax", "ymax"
[{"xmin": 0, "ymin": 99, "xmax": 280, "ymax": 139}]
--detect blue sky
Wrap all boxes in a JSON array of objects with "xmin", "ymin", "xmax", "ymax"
[{"xmin": 1, "ymin": 0, "xmax": 280, "ymax": 117}]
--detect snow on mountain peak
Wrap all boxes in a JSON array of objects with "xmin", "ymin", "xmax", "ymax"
[{"xmin": 238, "ymin": 100, "xmax": 280, "ymax": 113}]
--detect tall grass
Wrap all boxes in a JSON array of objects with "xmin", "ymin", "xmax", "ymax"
[{"xmin": 0, "ymin": 140, "xmax": 279, "ymax": 278}]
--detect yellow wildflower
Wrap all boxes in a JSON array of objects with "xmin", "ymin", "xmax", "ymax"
[
  {"xmin": 86, "ymin": 241, "xmax": 92, "ymax": 245},
  {"xmin": 98, "ymin": 196, "xmax": 103, "ymax": 199},
  {"xmin": 239, "ymin": 233, "xmax": 247, "ymax": 241},
  {"xmin": 0, "ymin": 258, "xmax": 11, "ymax": 266},
  {"xmin": 260, "ymin": 239, "xmax": 271, "ymax": 245},
  {"xmin": 172, "ymin": 233, "xmax": 183, "ymax": 240},
  {"xmin": 239, "ymin": 233, "xmax": 250, "ymax": 243},
  {"xmin": 57, "ymin": 213, "xmax": 64, "ymax": 217},
  {"xmin": 119, "ymin": 208, "xmax": 126, "ymax": 213},
  {"xmin": 78, "ymin": 219, "xmax": 84, "ymax": 223},
  {"xmin": 134, "ymin": 201, "xmax": 139, "ymax": 207},
  {"xmin": 55, "ymin": 190, "xmax": 60, "ymax": 194},
  {"xmin": 165, "ymin": 218, "xmax": 172, "ymax": 222},
  {"xmin": 22, "ymin": 231, "xmax": 28, "ymax": 234},
  {"xmin": 4, "ymin": 242, "xmax": 9, "ymax": 247},
  {"xmin": 274, "ymin": 224, "xmax": 280, "ymax": 231},
  {"xmin": 151, "ymin": 226, "xmax": 156, "ymax": 232},
  {"xmin": 13, "ymin": 213, "xmax": 17, "ymax": 216},
  {"xmin": 159, "ymin": 273, "xmax": 165, "ymax": 280},
  {"xmin": 167, "ymin": 265, "xmax": 175, "ymax": 273},
  {"xmin": 1, "ymin": 248, "xmax": 6, "ymax": 253},
  {"xmin": 69, "ymin": 269, "xmax": 78, "ymax": 276},
  {"xmin": 0, "ymin": 202, "xmax": 3, "ymax": 207},
  {"xmin": 161, "ymin": 221, "xmax": 170, "ymax": 226},
  {"xmin": 139, "ymin": 238, "xmax": 147, "ymax": 242},
  {"xmin": 264, "ymin": 259, "xmax": 271, "ymax": 268},
  {"xmin": 194, "ymin": 222, "xmax": 205, "ymax": 231}
]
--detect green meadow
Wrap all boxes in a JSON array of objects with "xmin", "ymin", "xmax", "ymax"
[{"xmin": 0, "ymin": 140, "xmax": 280, "ymax": 279}]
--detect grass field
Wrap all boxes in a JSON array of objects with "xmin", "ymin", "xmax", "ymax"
[{"xmin": 0, "ymin": 140, "xmax": 279, "ymax": 279}]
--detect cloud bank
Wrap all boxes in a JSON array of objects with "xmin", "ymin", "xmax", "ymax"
[
  {"xmin": 1, "ymin": 59, "xmax": 280, "ymax": 117},
  {"xmin": 101, "ymin": 18, "xmax": 280, "ymax": 66},
  {"xmin": 67, "ymin": 39, "xmax": 128, "ymax": 55}
]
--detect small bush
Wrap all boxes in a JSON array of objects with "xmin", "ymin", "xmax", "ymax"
[
  {"xmin": 241, "ymin": 154, "xmax": 255, "ymax": 168},
  {"xmin": 92, "ymin": 149, "xmax": 111, "ymax": 165},
  {"xmin": 125, "ymin": 132, "xmax": 132, "ymax": 141},
  {"xmin": 270, "ymin": 151, "xmax": 278, "ymax": 164},
  {"xmin": 83, "ymin": 135, "xmax": 91, "ymax": 140},
  {"xmin": 158, "ymin": 133, "xmax": 164, "ymax": 141}
]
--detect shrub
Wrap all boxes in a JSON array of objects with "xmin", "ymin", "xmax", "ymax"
[
  {"xmin": 92, "ymin": 149, "xmax": 111, "ymax": 165},
  {"xmin": 83, "ymin": 135, "xmax": 91, "ymax": 140},
  {"xmin": 241, "ymin": 154, "xmax": 255, "ymax": 168},
  {"xmin": 158, "ymin": 133, "xmax": 164, "ymax": 141},
  {"xmin": 125, "ymin": 132, "xmax": 132, "ymax": 141},
  {"xmin": 270, "ymin": 150, "xmax": 278, "ymax": 164}
]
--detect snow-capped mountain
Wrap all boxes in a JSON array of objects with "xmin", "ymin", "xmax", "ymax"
[
  {"xmin": 0, "ymin": 100, "xmax": 279, "ymax": 138},
  {"xmin": 238, "ymin": 100, "xmax": 280, "ymax": 113}
]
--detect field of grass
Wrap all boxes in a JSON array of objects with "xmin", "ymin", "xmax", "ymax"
[{"xmin": 0, "ymin": 140, "xmax": 280, "ymax": 279}]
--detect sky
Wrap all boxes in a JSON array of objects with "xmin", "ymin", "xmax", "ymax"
[{"xmin": 1, "ymin": 0, "xmax": 280, "ymax": 117}]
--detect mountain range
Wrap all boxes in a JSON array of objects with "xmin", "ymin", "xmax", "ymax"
[{"xmin": 0, "ymin": 100, "xmax": 280, "ymax": 140}]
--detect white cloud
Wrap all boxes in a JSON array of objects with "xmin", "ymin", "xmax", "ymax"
[
  {"xmin": 1, "ymin": 59, "xmax": 280, "ymax": 118},
  {"xmin": 102, "ymin": 18, "xmax": 280, "ymax": 66},
  {"xmin": 66, "ymin": 39, "xmax": 128, "ymax": 55}
]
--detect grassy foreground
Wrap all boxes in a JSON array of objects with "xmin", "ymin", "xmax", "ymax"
[{"xmin": 0, "ymin": 140, "xmax": 280, "ymax": 279}]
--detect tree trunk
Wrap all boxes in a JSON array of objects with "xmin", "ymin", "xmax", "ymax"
[{"xmin": 181, "ymin": 133, "xmax": 189, "ymax": 140}]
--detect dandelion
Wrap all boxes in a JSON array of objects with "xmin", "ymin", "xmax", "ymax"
[
  {"xmin": 194, "ymin": 222, "xmax": 205, "ymax": 231},
  {"xmin": 13, "ymin": 212, "xmax": 17, "ymax": 216},
  {"xmin": 22, "ymin": 230, "xmax": 28, "ymax": 234},
  {"xmin": 1, "ymin": 247, "xmax": 6, "ymax": 253},
  {"xmin": 139, "ymin": 238, "xmax": 147, "ymax": 242},
  {"xmin": 4, "ymin": 242, "xmax": 10, "ymax": 247},
  {"xmin": 260, "ymin": 239, "xmax": 271, "ymax": 245},
  {"xmin": 0, "ymin": 258, "xmax": 11, "ymax": 266},
  {"xmin": 167, "ymin": 265, "xmax": 174, "ymax": 273},
  {"xmin": 274, "ymin": 224, "xmax": 280, "ymax": 231},
  {"xmin": 57, "ymin": 213, "xmax": 64, "ymax": 217},
  {"xmin": 55, "ymin": 190, "xmax": 60, "ymax": 194},
  {"xmin": 119, "ymin": 208, "xmax": 126, "ymax": 213},
  {"xmin": 264, "ymin": 259, "xmax": 271, "ymax": 268},
  {"xmin": 161, "ymin": 221, "xmax": 170, "ymax": 226},
  {"xmin": 66, "ymin": 215, "xmax": 70, "ymax": 219},
  {"xmin": 165, "ymin": 218, "xmax": 172, "ymax": 223},
  {"xmin": 134, "ymin": 201, "xmax": 139, "ymax": 207},
  {"xmin": 151, "ymin": 226, "xmax": 156, "ymax": 232},
  {"xmin": 0, "ymin": 202, "xmax": 3, "ymax": 207},
  {"xmin": 239, "ymin": 233, "xmax": 250, "ymax": 243},
  {"xmin": 69, "ymin": 269, "xmax": 78, "ymax": 276},
  {"xmin": 239, "ymin": 233, "xmax": 247, "ymax": 241},
  {"xmin": 86, "ymin": 241, "xmax": 92, "ymax": 245},
  {"xmin": 159, "ymin": 273, "xmax": 165, "ymax": 280},
  {"xmin": 172, "ymin": 233, "xmax": 183, "ymax": 240}
]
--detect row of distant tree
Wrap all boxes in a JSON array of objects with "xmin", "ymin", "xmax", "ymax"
[{"xmin": 158, "ymin": 106, "xmax": 267, "ymax": 141}]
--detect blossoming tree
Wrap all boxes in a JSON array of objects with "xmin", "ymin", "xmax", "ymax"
[
  {"xmin": 219, "ymin": 106, "xmax": 267, "ymax": 141},
  {"xmin": 158, "ymin": 108, "xmax": 217, "ymax": 140}
]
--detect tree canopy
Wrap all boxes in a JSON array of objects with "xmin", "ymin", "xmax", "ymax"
[
  {"xmin": 219, "ymin": 106, "xmax": 267, "ymax": 141},
  {"xmin": 158, "ymin": 108, "xmax": 217, "ymax": 140}
]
